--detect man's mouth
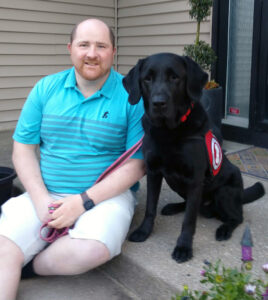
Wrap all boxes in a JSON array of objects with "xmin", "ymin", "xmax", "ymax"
[{"xmin": 85, "ymin": 61, "xmax": 99, "ymax": 66}]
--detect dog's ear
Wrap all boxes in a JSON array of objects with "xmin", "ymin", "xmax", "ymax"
[
  {"xmin": 183, "ymin": 56, "xmax": 208, "ymax": 102},
  {"xmin": 123, "ymin": 59, "xmax": 144, "ymax": 105}
]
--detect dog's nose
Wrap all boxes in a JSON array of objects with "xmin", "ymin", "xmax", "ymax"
[{"xmin": 152, "ymin": 96, "xmax": 167, "ymax": 110}]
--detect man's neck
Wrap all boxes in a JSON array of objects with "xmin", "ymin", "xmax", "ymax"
[{"xmin": 75, "ymin": 70, "xmax": 110, "ymax": 98}]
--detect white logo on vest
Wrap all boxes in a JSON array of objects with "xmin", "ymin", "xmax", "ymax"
[{"xmin": 211, "ymin": 136, "xmax": 222, "ymax": 171}]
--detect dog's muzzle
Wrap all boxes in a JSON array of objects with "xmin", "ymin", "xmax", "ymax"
[{"xmin": 152, "ymin": 95, "xmax": 167, "ymax": 113}]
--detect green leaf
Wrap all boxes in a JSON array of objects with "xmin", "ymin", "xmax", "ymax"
[{"xmin": 183, "ymin": 41, "xmax": 217, "ymax": 71}]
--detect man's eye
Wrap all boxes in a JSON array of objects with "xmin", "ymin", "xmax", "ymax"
[{"xmin": 79, "ymin": 44, "xmax": 87, "ymax": 47}]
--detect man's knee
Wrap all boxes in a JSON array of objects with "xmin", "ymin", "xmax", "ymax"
[
  {"xmin": 0, "ymin": 235, "xmax": 24, "ymax": 266},
  {"xmin": 34, "ymin": 237, "xmax": 111, "ymax": 275},
  {"xmin": 73, "ymin": 239, "xmax": 111, "ymax": 266}
]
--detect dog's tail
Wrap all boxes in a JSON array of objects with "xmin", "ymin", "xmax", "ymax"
[{"xmin": 242, "ymin": 182, "xmax": 265, "ymax": 204}]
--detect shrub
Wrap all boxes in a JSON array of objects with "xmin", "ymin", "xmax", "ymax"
[{"xmin": 183, "ymin": 0, "xmax": 217, "ymax": 72}]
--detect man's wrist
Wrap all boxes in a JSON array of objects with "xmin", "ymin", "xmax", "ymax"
[{"xmin": 80, "ymin": 191, "xmax": 95, "ymax": 211}]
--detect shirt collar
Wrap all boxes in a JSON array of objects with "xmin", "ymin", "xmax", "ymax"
[
  {"xmin": 64, "ymin": 67, "xmax": 116, "ymax": 100},
  {"xmin": 99, "ymin": 68, "xmax": 116, "ymax": 100},
  {"xmin": 64, "ymin": 67, "xmax": 77, "ymax": 88}
]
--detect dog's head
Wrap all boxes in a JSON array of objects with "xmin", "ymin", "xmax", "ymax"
[{"xmin": 123, "ymin": 53, "xmax": 208, "ymax": 129}]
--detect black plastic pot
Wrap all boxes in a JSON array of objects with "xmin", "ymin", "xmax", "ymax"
[
  {"xmin": 0, "ymin": 167, "xmax": 17, "ymax": 206},
  {"xmin": 200, "ymin": 87, "xmax": 223, "ymax": 130},
  {"xmin": 200, "ymin": 87, "xmax": 223, "ymax": 144}
]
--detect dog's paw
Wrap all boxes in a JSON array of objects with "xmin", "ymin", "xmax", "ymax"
[
  {"xmin": 216, "ymin": 224, "xmax": 232, "ymax": 241},
  {"xmin": 128, "ymin": 229, "xmax": 150, "ymax": 242},
  {"xmin": 172, "ymin": 245, "xmax": 193, "ymax": 263},
  {"xmin": 161, "ymin": 203, "xmax": 186, "ymax": 215}
]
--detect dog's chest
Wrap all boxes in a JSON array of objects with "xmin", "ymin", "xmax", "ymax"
[{"xmin": 145, "ymin": 140, "xmax": 195, "ymax": 177}]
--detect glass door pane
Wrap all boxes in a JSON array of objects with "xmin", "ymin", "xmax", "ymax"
[{"xmin": 224, "ymin": 0, "xmax": 255, "ymax": 128}]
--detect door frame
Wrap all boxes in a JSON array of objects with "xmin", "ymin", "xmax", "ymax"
[
  {"xmin": 212, "ymin": 0, "xmax": 268, "ymax": 147},
  {"xmin": 250, "ymin": 0, "xmax": 268, "ymax": 132}
]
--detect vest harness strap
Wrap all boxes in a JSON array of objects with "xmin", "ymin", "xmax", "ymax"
[{"xmin": 187, "ymin": 130, "xmax": 223, "ymax": 177}]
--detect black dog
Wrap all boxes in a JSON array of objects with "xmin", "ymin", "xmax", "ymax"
[{"xmin": 123, "ymin": 53, "xmax": 265, "ymax": 263}]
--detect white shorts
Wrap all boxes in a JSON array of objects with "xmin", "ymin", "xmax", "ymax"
[{"xmin": 0, "ymin": 190, "xmax": 136, "ymax": 265}]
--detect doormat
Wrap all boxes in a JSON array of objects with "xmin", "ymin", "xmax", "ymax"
[{"xmin": 227, "ymin": 147, "xmax": 268, "ymax": 180}]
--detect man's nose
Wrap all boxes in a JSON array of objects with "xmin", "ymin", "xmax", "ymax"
[{"xmin": 86, "ymin": 46, "xmax": 98, "ymax": 58}]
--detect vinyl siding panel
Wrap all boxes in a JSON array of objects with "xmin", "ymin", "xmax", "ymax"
[
  {"xmin": 0, "ymin": 0, "xmax": 115, "ymax": 131},
  {"xmin": 0, "ymin": 0, "xmax": 212, "ymax": 130},
  {"xmin": 117, "ymin": 0, "xmax": 212, "ymax": 74}
]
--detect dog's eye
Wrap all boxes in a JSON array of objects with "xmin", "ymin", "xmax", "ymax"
[
  {"xmin": 143, "ymin": 75, "xmax": 153, "ymax": 83},
  {"xmin": 169, "ymin": 74, "xmax": 180, "ymax": 82}
]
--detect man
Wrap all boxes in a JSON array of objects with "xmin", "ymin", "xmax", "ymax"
[{"xmin": 0, "ymin": 19, "xmax": 145, "ymax": 299}]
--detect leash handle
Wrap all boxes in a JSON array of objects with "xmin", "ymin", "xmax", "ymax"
[
  {"xmin": 39, "ymin": 203, "xmax": 69, "ymax": 242},
  {"xmin": 40, "ymin": 136, "xmax": 143, "ymax": 243},
  {"xmin": 40, "ymin": 223, "xmax": 69, "ymax": 243}
]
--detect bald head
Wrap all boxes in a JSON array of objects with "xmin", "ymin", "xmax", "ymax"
[{"xmin": 70, "ymin": 19, "xmax": 115, "ymax": 48}]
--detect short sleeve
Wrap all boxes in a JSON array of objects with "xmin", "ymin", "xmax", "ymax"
[{"xmin": 13, "ymin": 80, "xmax": 45, "ymax": 144}]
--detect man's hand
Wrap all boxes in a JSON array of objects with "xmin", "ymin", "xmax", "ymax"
[
  {"xmin": 47, "ymin": 194, "xmax": 84, "ymax": 229},
  {"xmin": 34, "ymin": 194, "xmax": 55, "ymax": 223}
]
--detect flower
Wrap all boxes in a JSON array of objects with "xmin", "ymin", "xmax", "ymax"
[
  {"xmin": 262, "ymin": 263, "xmax": 268, "ymax": 273},
  {"xmin": 174, "ymin": 260, "xmax": 268, "ymax": 300},
  {"xmin": 245, "ymin": 284, "xmax": 256, "ymax": 295},
  {"xmin": 263, "ymin": 288, "xmax": 268, "ymax": 300},
  {"xmin": 215, "ymin": 275, "xmax": 223, "ymax": 283},
  {"xmin": 204, "ymin": 80, "xmax": 219, "ymax": 90},
  {"xmin": 244, "ymin": 261, "xmax": 253, "ymax": 271}
]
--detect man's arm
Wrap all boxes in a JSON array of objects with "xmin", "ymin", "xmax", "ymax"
[
  {"xmin": 12, "ymin": 141, "xmax": 52, "ymax": 223},
  {"xmin": 48, "ymin": 158, "xmax": 146, "ymax": 229},
  {"xmin": 13, "ymin": 140, "xmax": 145, "ymax": 229}
]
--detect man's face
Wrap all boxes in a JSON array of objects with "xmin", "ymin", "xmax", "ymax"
[{"xmin": 67, "ymin": 20, "xmax": 116, "ymax": 82}]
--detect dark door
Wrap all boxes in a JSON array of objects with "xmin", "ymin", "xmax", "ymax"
[
  {"xmin": 213, "ymin": 0, "xmax": 268, "ymax": 147},
  {"xmin": 251, "ymin": 0, "xmax": 268, "ymax": 132}
]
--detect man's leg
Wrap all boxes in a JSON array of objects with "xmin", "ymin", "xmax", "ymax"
[
  {"xmin": 0, "ymin": 193, "xmax": 49, "ymax": 296},
  {"xmin": 0, "ymin": 236, "xmax": 24, "ymax": 300},
  {"xmin": 33, "ymin": 236, "xmax": 110, "ymax": 275},
  {"xmin": 34, "ymin": 190, "xmax": 135, "ymax": 276}
]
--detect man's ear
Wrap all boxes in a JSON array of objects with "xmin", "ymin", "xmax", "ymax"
[
  {"xmin": 67, "ymin": 43, "xmax": 72, "ymax": 54},
  {"xmin": 123, "ymin": 59, "xmax": 144, "ymax": 105},
  {"xmin": 183, "ymin": 56, "xmax": 208, "ymax": 102}
]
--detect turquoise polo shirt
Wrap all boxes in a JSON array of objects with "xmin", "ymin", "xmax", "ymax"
[{"xmin": 13, "ymin": 67, "xmax": 144, "ymax": 194}]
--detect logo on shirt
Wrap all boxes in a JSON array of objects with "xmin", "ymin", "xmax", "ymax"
[{"xmin": 102, "ymin": 111, "xmax": 109, "ymax": 118}]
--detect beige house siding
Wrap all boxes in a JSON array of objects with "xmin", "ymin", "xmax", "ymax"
[
  {"xmin": 0, "ymin": 0, "xmax": 212, "ymax": 130},
  {"xmin": 0, "ymin": 0, "xmax": 115, "ymax": 131},
  {"xmin": 117, "ymin": 0, "xmax": 211, "ymax": 75}
]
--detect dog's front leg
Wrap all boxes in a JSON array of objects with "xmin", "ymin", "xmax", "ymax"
[
  {"xmin": 172, "ymin": 186, "xmax": 203, "ymax": 263},
  {"xmin": 128, "ymin": 172, "xmax": 163, "ymax": 242}
]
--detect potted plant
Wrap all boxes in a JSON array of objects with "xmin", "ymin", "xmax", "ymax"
[
  {"xmin": 183, "ymin": 0, "xmax": 223, "ymax": 133},
  {"xmin": 0, "ymin": 167, "xmax": 17, "ymax": 205}
]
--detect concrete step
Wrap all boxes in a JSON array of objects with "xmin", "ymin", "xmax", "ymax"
[
  {"xmin": 18, "ymin": 269, "xmax": 140, "ymax": 300},
  {"xmin": 101, "ymin": 176, "xmax": 268, "ymax": 300}
]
